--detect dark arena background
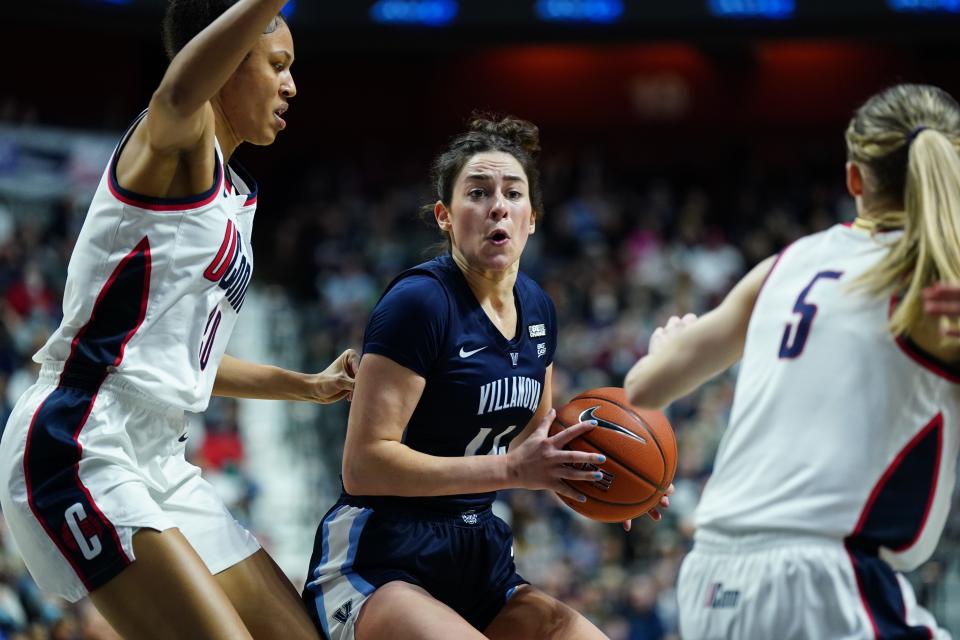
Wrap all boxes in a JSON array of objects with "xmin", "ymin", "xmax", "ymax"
[{"xmin": 1, "ymin": 1, "xmax": 959, "ymax": 637}]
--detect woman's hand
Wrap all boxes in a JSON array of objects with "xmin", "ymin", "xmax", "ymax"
[
  {"xmin": 506, "ymin": 409, "xmax": 607, "ymax": 502},
  {"xmin": 622, "ymin": 483, "xmax": 675, "ymax": 532},
  {"xmin": 649, "ymin": 314, "xmax": 698, "ymax": 355},
  {"xmin": 307, "ymin": 348, "xmax": 359, "ymax": 404},
  {"xmin": 923, "ymin": 283, "xmax": 960, "ymax": 338}
]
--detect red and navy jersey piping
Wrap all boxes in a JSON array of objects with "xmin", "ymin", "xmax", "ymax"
[
  {"xmin": 22, "ymin": 237, "xmax": 152, "ymax": 592},
  {"xmin": 106, "ymin": 110, "xmax": 225, "ymax": 212},
  {"xmin": 224, "ymin": 158, "xmax": 259, "ymax": 207},
  {"xmin": 888, "ymin": 295, "xmax": 960, "ymax": 384}
]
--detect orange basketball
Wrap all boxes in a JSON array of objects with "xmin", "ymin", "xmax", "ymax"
[{"xmin": 548, "ymin": 387, "xmax": 677, "ymax": 523}]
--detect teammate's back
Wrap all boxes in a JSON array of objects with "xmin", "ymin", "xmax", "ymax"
[
  {"xmin": 696, "ymin": 223, "xmax": 959, "ymax": 572},
  {"xmin": 625, "ymin": 83, "xmax": 960, "ymax": 639}
]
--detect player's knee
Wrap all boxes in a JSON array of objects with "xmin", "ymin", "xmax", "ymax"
[{"xmin": 532, "ymin": 598, "xmax": 579, "ymax": 639}]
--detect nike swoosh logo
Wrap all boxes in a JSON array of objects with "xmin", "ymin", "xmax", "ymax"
[
  {"xmin": 459, "ymin": 346, "xmax": 488, "ymax": 358},
  {"xmin": 579, "ymin": 406, "xmax": 647, "ymax": 443}
]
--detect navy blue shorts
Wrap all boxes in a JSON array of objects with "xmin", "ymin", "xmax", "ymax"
[{"xmin": 302, "ymin": 498, "xmax": 527, "ymax": 640}]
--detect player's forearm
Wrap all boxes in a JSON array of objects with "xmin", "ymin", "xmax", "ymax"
[
  {"xmin": 213, "ymin": 354, "xmax": 312, "ymax": 401},
  {"xmin": 625, "ymin": 351, "xmax": 714, "ymax": 410},
  {"xmin": 154, "ymin": 0, "xmax": 287, "ymax": 117},
  {"xmin": 625, "ymin": 313, "xmax": 743, "ymax": 409},
  {"xmin": 342, "ymin": 441, "xmax": 513, "ymax": 497},
  {"xmin": 627, "ymin": 257, "xmax": 772, "ymax": 408}
]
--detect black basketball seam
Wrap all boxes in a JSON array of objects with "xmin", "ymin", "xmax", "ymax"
[
  {"xmin": 560, "ymin": 472, "xmax": 659, "ymax": 504},
  {"xmin": 559, "ymin": 478, "xmax": 662, "ymax": 508},
  {"xmin": 555, "ymin": 416, "xmax": 668, "ymax": 490},
  {"xmin": 577, "ymin": 434, "xmax": 664, "ymax": 490},
  {"xmin": 570, "ymin": 394, "xmax": 673, "ymax": 486}
]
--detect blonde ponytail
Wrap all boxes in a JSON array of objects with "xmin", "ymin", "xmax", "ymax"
[{"xmin": 847, "ymin": 85, "xmax": 960, "ymax": 337}]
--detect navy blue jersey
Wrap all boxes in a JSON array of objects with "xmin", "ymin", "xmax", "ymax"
[{"xmin": 356, "ymin": 254, "xmax": 557, "ymax": 510}]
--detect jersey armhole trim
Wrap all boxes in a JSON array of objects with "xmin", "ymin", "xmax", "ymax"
[
  {"xmin": 755, "ymin": 245, "xmax": 791, "ymax": 301},
  {"xmin": 894, "ymin": 335, "xmax": 960, "ymax": 384},
  {"xmin": 107, "ymin": 110, "xmax": 224, "ymax": 212},
  {"xmin": 224, "ymin": 158, "xmax": 259, "ymax": 207}
]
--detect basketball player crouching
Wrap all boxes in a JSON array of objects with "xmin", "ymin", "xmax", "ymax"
[{"xmin": 303, "ymin": 114, "xmax": 671, "ymax": 640}]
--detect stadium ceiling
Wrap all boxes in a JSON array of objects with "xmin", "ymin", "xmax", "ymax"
[{"xmin": 8, "ymin": 0, "xmax": 960, "ymax": 47}]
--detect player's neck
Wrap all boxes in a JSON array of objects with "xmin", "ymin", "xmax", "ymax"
[
  {"xmin": 212, "ymin": 101, "xmax": 241, "ymax": 162},
  {"xmin": 451, "ymin": 251, "xmax": 517, "ymax": 308},
  {"xmin": 852, "ymin": 212, "xmax": 905, "ymax": 233},
  {"xmin": 855, "ymin": 195, "xmax": 904, "ymax": 232}
]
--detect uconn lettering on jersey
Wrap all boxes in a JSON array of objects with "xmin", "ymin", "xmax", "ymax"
[
  {"xmin": 477, "ymin": 376, "xmax": 542, "ymax": 415},
  {"xmin": 203, "ymin": 219, "xmax": 252, "ymax": 312}
]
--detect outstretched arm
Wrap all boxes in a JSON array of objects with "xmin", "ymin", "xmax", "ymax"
[
  {"xmin": 625, "ymin": 255, "xmax": 777, "ymax": 410},
  {"xmin": 213, "ymin": 349, "xmax": 358, "ymax": 403}
]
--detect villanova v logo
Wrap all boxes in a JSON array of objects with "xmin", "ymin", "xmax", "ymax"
[{"xmin": 333, "ymin": 600, "xmax": 353, "ymax": 624}]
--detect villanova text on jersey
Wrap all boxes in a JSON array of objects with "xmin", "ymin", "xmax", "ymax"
[
  {"xmin": 477, "ymin": 376, "xmax": 542, "ymax": 415},
  {"xmin": 358, "ymin": 254, "xmax": 558, "ymax": 510}
]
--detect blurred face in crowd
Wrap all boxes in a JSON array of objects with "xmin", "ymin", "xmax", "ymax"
[
  {"xmin": 436, "ymin": 151, "xmax": 537, "ymax": 274},
  {"xmin": 216, "ymin": 18, "xmax": 296, "ymax": 146}
]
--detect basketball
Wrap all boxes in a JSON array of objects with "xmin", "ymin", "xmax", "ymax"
[{"xmin": 549, "ymin": 387, "xmax": 677, "ymax": 523}]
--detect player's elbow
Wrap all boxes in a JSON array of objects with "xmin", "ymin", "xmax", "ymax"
[
  {"xmin": 341, "ymin": 450, "xmax": 383, "ymax": 496},
  {"xmin": 341, "ymin": 458, "xmax": 366, "ymax": 495}
]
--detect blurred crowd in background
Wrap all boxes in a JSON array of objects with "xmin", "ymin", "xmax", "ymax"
[{"xmin": 0, "ymin": 116, "xmax": 958, "ymax": 640}]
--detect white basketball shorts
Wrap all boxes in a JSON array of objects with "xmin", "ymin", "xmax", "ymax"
[
  {"xmin": 0, "ymin": 364, "xmax": 260, "ymax": 602},
  {"xmin": 678, "ymin": 530, "xmax": 950, "ymax": 640}
]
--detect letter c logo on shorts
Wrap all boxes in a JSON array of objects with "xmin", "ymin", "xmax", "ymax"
[{"xmin": 64, "ymin": 503, "xmax": 103, "ymax": 561}]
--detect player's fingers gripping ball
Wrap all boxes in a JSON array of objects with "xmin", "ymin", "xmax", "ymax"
[{"xmin": 549, "ymin": 387, "xmax": 677, "ymax": 522}]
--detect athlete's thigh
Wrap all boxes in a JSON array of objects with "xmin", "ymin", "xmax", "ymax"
[
  {"xmin": 483, "ymin": 585, "xmax": 606, "ymax": 640},
  {"xmin": 89, "ymin": 528, "xmax": 251, "ymax": 640},
  {"xmin": 156, "ymin": 437, "xmax": 262, "ymax": 577},
  {"xmin": 355, "ymin": 581, "xmax": 486, "ymax": 640},
  {"xmin": 215, "ymin": 548, "xmax": 319, "ymax": 640}
]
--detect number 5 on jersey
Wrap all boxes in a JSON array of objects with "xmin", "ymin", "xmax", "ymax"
[{"xmin": 779, "ymin": 270, "xmax": 844, "ymax": 359}]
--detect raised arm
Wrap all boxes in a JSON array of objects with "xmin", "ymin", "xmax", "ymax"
[
  {"xmin": 341, "ymin": 354, "xmax": 603, "ymax": 500},
  {"xmin": 625, "ymin": 255, "xmax": 777, "ymax": 409},
  {"xmin": 148, "ymin": 0, "xmax": 289, "ymax": 152}
]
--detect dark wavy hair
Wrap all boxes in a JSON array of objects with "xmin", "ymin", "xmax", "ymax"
[
  {"xmin": 161, "ymin": 0, "xmax": 284, "ymax": 61},
  {"xmin": 430, "ymin": 112, "xmax": 544, "ymax": 216},
  {"xmin": 423, "ymin": 113, "xmax": 544, "ymax": 252}
]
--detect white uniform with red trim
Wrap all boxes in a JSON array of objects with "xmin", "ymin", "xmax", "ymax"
[
  {"xmin": 678, "ymin": 224, "xmax": 958, "ymax": 639},
  {"xmin": 0, "ymin": 112, "xmax": 262, "ymax": 601},
  {"xmin": 35, "ymin": 110, "xmax": 258, "ymax": 413}
]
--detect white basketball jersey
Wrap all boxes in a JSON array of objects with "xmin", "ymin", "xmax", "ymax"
[
  {"xmin": 696, "ymin": 223, "xmax": 960, "ymax": 572},
  {"xmin": 34, "ymin": 112, "xmax": 257, "ymax": 412}
]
